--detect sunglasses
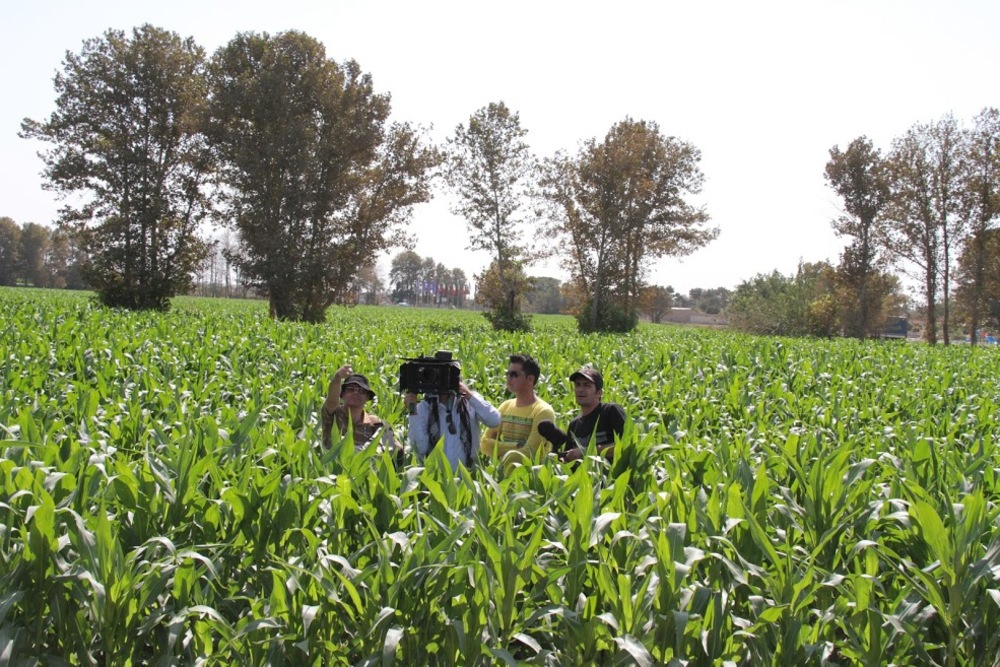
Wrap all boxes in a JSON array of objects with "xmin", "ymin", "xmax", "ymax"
[
  {"xmin": 506, "ymin": 370, "xmax": 520, "ymax": 378},
  {"xmin": 343, "ymin": 385, "xmax": 368, "ymax": 394}
]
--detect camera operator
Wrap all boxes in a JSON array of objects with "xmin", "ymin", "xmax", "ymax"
[
  {"xmin": 321, "ymin": 364, "xmax": 399, "ymax": 455},
  {"xmin": 403, "ymin": 363, "xmax": 501, "ymax": 471}
]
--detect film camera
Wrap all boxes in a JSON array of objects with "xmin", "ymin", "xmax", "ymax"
[{"xmin": 399, "ymin": 350, "xmax": 461, "ymax": 395}]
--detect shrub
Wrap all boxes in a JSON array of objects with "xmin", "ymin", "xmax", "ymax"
[{"xmin": 577, "ymin": 297, "xmax": 637, "ymax": 333}]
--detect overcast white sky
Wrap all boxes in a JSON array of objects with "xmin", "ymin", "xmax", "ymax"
[{"xmin": 3, "ymin": 1, "xmax": 998, "ymax": 295}]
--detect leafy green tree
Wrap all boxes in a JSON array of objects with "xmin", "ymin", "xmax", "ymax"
[
  {"xmin": 524, "ymin": 276, "xmax": 564, "ymax": 314},
  {"xmin": 420, "ymin": 257, "xmax": 438, "ymax": 306},
  {"xmin": 671, "ymin": 291, "xmax": 693, "ymax": 308},
  {"xmin": 389, "ymin": 250, "xmax": 423, "ymax": 303},
  {"xmin": 885, "ymin": 126, "xmax": 940, "ymax": 343},
  {"xmin": 544, "ymin": 118, "xmax": 717, "ymax": 333},
  {"xmin": 955, "ymin": 227, "xmax": 1000, "ymax": 337},
  {"xmin": 352, "ymin": 262, "xmax": 384, "ymax": 305},
  {"xmin": 728, "ymin": 262, "xmax": 838, "ymax": 337},
  {"xmin": 825, "ymin": 136, "xmax": 891, "ymax": 339},
  {"xmin": 46, "ymin": 226, "xmax": 88, "ymax": 289},
  {"xmin": 638, "ymin": 285, "xmax": 674, "ymax": 323},
  {"xmin": 207, "ymin": 31, "xmax": 439, "ymax": 322},
  {"xmin": 884, "ymin": 115, "xmax": 967, "ymax": 344},
  {"xmin": 688, "ymin": 287, "xmax": 732, "ymax": 314},
  {"xmin": 959, "ymin": 108, "xmax": 1000, "ymax": 345},
  {"xmin": 791, "ymin": 262, "xmax": 842, "ymax": 337},
  {"xmin": 445, "ymin": 101, "xmax": 538, "ymax": 330},
  {"xmin": 450, "ymin": 267, "xmax": 469, "ymax": 308},
  {"xmin": 433, "ymin": 262, "xmax": 452, "ymax": 307},
  {"xmin": 0, "ymin": 217, "xmax": 20, "ymax": 286},
  {"xmin": 21, "ymin": 25, "xmax": 212, "ymax": 310},
  {"xmin": 388, "ymin": 252, "xmax": 467, "ymax": 307},
  {"xmin": 18, "ymin": 223, "xmax": 50, "ymax": 287},
  {"xmin": 474, "ymin": 260, "xmax": 532, "ymax": 331},
  {"xmin": 728, "ymin": 271, "xmax": 793, "ymax": 336},
  {"xmin": 833, "ymin": 252, "xmax": 904, "ymax": 339}
]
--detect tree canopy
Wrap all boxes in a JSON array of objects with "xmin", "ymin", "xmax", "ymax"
[
  {"xmin": 0, "ymin": 217, "xmax": 88, "ymax": 289},
  {"xmin": 524, "ymin": 276, "xmax": 564, "ymax": 314},
  {"xmin": 955, "ymin": 228, "xmax": 1000, "ymax": 337},
  {"xmin": 825, "ymin": 136, "xmax": 891, "ymax": 339},
  {"xmin": 544, "ymin": 118, "xmax": 717, "ymax": 332},
  {"xmin": 638, "ymin": 285, "xmax": 674, "ymax": 324},
  {"xmin": 727, "ymin": 263, "xmax": 837, "ymax": 337},
  {"xmin": 445, "ymin": 101, "xmax": 538, "ymax": 331},
  {"xmin": 206, "ymin": 31, "xmax": 439, "ymax": 322},
  {"xmin": 28, "ymin": 25, "xmax": 997, "ymax": 341},
  {"xmin": 389, "ymin": 250, "xmax": 468, "ymax": 307},
  {"xmin": 20, "ymin": 24, "xmax": 212, "ymax": 310},
  {"xmin": 959, "ymin": 108, "xmax": 1000, "ymax": 345},
  {"xmin": 0, "ymin": 217, "xmax": 20, "ymax": 286}
]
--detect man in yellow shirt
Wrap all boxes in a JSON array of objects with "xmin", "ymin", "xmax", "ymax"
[{"xmin": 481, "ymin": 353, "xmax": 555, "ymax": 467}]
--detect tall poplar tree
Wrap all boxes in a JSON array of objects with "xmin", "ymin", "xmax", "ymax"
[
  {"xmin": 444, "ymin": 101, "xmax": 538, "ymax": 331},
  {"xmin": 389, "ymin": 250, "xmax": 423, "ymax": 304},
  {"xmin": 956, "ymin": 228, "xmax": 1000, "ymax": 336},
  {"xmin": 544, "ymin": 118, "xmax": 716, "ymax": 332},
  {"xmin": 21, "ymin": 25, "xmax": 212, "ymax": 310},
  {"xmin": 824, "ymin": 136, "xmax": 890, "ymax": 339},
  {"xmin": 884, "ymin": 116, "xmax": 967, "ymax": 344},
  {"xmin": 959, "ymin": 108, "xmax": 1000, "ymax": 345},
  {"xmin": 18, "ymin": 223, "xmax": 51, "ymax": 287},
  {"xmin": 206, "ymin": 31, "xmax": 439, "ymax": 322},
  {"xmin": 0, "ymin": 217, "xmax": 20, "ymax": 286}
]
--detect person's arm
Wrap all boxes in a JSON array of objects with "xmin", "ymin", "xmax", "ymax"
[
  {"xmin": 463, "ymin": 382, "xmax": 501, "ymax": 428},
  {"xmin": 321, "ymin": 364, "xmax": 353, "ymax": 447},
  {"xmin": 551, "ymin": 416, "xmax": 582, "ymax": 461},
  {"xmin": 323, "ymin": 364, "xmax": 353, "ymax": 413},
  {"xmin": 523, "ymin": 402, "xmax": 557, "ymax": 459},
  {"xmin": 480, "ymin": 400, "xmax": 504, "ymax": 457},
  {"xmin": 481, "ymin": 425, "xmax": 499, "ymax": 456}
]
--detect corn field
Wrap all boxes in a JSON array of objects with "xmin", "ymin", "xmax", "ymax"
[{"xmin": 2, "ymin": 288, "xmax": 999, "ymax": 666}]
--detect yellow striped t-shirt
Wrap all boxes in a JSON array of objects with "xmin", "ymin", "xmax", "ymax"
[{"xmin": 481, "ymin": 397, "xmax": 555, "ymax": 466}]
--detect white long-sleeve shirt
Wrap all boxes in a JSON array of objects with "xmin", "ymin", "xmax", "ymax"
[{"xmin": 408, "ymin": 392, "xmax": 501, "ymax": 470}]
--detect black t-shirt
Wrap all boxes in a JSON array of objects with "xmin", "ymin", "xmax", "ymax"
[{"xmin": 567, "ymin": 402, "xmax": 626, "ymax": 450}]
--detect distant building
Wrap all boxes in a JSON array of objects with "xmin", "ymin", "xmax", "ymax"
[
  {"xmin": 663, "ymin": 308, "xmax": 726, "ymax": 326},
  {"xmin": 881, "ymin": 316, "xmax": 909, "ymax": 340}
]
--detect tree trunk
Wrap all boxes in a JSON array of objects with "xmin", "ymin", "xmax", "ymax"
[
  {"xmin": 969, "ymin": 228, "xmax": 986, "ymax": 347},
  {"xmin": 859, "ymin": 275, "xmax": 869, "ymax": 341},
  {"xmin": 924, "ymin": 275, "xmax": 938, "ymax": 345},
  {"xmin": 942, "ymin": 251, "xmax": 951, "ymax": 346}
]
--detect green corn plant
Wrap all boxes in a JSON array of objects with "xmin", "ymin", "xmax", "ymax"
[
  {"xmin": 4, "ymin": 288, "xmax": 1000, "ymax": 663},
  {"xmin": 888, "ymin": 487, "xmax": 1000, "ymax": 667},
  {"xmin": 826, "ymin": 540, "xmax": 897, "ymax": 667}
]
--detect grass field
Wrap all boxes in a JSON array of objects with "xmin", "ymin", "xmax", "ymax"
[{"xmin": 2, "ymin": 287, "xmax": 999, "ymax": 665}]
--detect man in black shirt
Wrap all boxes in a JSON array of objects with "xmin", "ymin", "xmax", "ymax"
[{"xmin": 537, "ymin": 368, "xmax": 627, "ymax": 462}]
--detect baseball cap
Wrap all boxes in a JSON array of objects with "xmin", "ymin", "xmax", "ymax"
[
  {"xmin": 569, "ymin": 368, "xmax": 603, "ymax": 391},
  {"xmin": 342, "ymin": 373, "xmax": 375, "ymax": 399}
]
